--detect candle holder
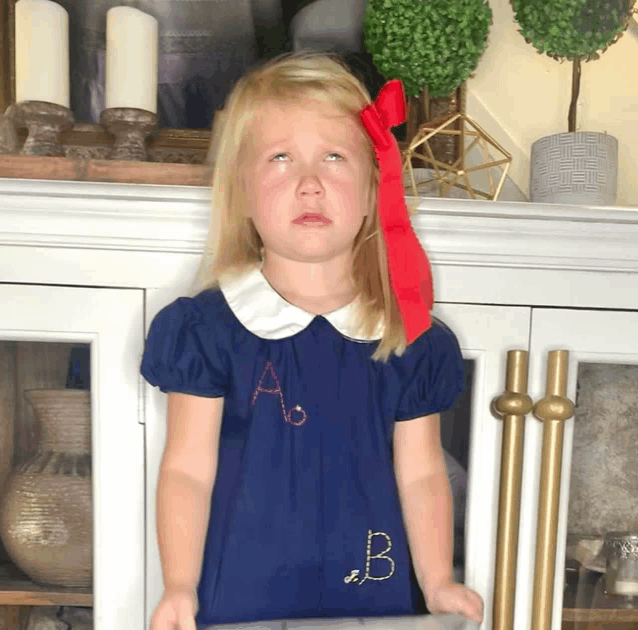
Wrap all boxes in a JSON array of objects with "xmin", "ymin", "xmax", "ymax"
[
  {"xmin": 604, "ymin": 531, "xmax": 638, "ymax": 600},
  {"xmin": 0, "ymin": 105, "xmax": 19, "ymax": 155},
  {"xmin": 11, "ymin": 101, "xmax": 74, "ymax": 157},
  {"xmin": 100, "ymin": 108, "xmax": 157, "ymax": 161}
]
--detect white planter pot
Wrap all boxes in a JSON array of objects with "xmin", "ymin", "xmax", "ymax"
[{"xmin": 530, "ymin": 131, "xmax": 618, "ymax": 205}]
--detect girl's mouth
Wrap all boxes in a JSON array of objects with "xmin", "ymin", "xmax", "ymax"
[{"xmin": 292, "ymin": 213, "xmax": 332, "ymax": 225}]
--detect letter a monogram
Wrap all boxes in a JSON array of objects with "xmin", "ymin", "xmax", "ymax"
[{"xmin": 251, "ymin": 361, "xmax": 307, "ymax": 426}]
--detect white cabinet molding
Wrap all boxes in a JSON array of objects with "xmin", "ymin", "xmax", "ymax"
[
  {"xmin": 0, "ymin": 179, "xmax": 210, "ymax": 253},
  {"xmin": 1, "ymin": 179, "xmax": 637, "ymax": 274}
]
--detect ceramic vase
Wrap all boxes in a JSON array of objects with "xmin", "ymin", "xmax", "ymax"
[
  {"xmin": 0, "ymin": 389, "xmax": 92, "ymax": 588},
  {"xmin": 0, "ymin": 395, "xmax": 12, "ymax": 496},
  {"xmin": 0, "ymin": 342, "xmax": 15, "ymax": 497},
  {"xmin": 530, "ymin": 131, "xmax": 618, "ymax": 205}
]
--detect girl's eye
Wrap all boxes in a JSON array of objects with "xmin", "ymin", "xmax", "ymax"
[{"xmin": 270, "ymin": 152, "xmax": 344, "ymax": 162}]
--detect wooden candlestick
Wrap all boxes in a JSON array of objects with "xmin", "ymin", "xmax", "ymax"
[
  {"xmin": 11, "ymin": 101, "xmax": 74, "ymax": 157},
  {"xmin": 100, "ymin": 108, "xmax": 157, "ymax": 162},
  {"xmin": 0, "ymin": 106, "xmax": 19, "ymax": 155}
]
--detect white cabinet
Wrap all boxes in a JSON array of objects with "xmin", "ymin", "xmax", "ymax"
[
  {"xmin": 519, "ymin": 309, "xmax": 638, "ymax": 630},
  {"xmin": 1, "ymin": 178, "xmax": 637, "ymax": 630},
  {"xmin": 432, "ymin": 303, "xmax": 531, "ymax": 630},
  {"xmin": 0, "ymin": 284, "xmax": 145, "ymax": 629},
  {"xmin": 436, "ymin": 304, "xmax": 638, "ymax": 630}
]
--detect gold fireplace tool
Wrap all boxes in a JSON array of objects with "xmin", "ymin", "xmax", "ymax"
[{"xmin": 491, "ymin": 350, "xmax": 575, "ymax": 630}]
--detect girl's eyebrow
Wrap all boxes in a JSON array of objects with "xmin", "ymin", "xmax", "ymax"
[{"xmin": 259, "ymin": 137, "xmax": 361, "ymax": 153}]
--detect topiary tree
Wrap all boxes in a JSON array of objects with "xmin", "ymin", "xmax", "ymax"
[
  {"xmin": 363, "ymin": 0, "xmax": 493, "ymax": 100},
  {"xmin": 511, "ymin": 0, "xmax": 636, "ymax": 132}
]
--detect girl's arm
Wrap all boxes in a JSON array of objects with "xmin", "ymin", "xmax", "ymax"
[
  {"xmin": 156, "ymin": 393, "xmax": 225, "ymax": 596},
  {"xmin": 393, "ymin": 413, "xmax": 454, "ymax": 596}
]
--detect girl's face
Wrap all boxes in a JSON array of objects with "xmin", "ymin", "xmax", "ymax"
[{"xmin": 242, "ymin": 98, "xmax": 373, "ymax": 265}]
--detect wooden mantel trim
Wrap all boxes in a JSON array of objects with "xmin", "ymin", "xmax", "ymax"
[
  {"xmin": 0, "ymin": 155, "xmax": 212, "ymax": 186},
  {"xmin": 0, "ymin": 140, "xmax": 416, "ymax": 187}
]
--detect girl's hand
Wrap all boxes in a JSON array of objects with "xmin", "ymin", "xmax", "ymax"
[
  {"xmin": 150, "ymin": 588, "xmax": 198, "ymax": 630},
  {"xmin": 425, "ymin": 579, "xmax": 484, "ymax": 624}
]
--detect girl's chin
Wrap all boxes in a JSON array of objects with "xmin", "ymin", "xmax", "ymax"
[{"xmin": 283, "ymin": 246, "xmax": 350, "ymax": 263}]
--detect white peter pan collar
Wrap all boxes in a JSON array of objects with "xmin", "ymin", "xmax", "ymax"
[{"xmin": 219, "ymin": 265, "xmax": 384, "ymax": 342}]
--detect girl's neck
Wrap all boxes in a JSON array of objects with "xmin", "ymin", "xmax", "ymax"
[{"xmin": 260, "ymin": 254, "xmax": 357, "ymax": 315}]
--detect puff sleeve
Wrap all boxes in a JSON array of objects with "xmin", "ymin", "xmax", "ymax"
[
  {"xmin": 140, "ymin": 297, "xmax": 229, "ymax": 398},
  {"xmin": 395, "ymin": 317, "xmax": 465, "ymax": 421}
]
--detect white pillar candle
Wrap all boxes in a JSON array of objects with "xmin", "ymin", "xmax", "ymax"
[
  {"xmin": 614, "ymin": 580, "xmax": 638, "ymax": 596},
  {"xmin": 105, "ymin": 7, "xmax": 158, "ymax": 113},
  {"xmin": 15, "ymin": 0, "xmax": 70, "ymax": 107}
]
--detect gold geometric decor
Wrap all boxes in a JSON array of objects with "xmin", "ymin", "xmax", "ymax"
[{"xmin": 402, "ymin": 113, "xmax": 512, "ymax": 201}]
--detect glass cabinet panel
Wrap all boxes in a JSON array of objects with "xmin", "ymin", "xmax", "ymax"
[
  {"xmin": 519, "ymin": 309, "xmax": 638, "ymax": 630},
  {"xmin": 0, "ymin": 340, "xmax": 92, "ymax": 624},
  {"xmin": 564, "ymin": 361, "xmax": 638, "ymax": 620},
  {"xmin": 441, "ymin": 358, "xmax": 474, "ymax": 587},
  {"xmin": 0, "ymin": 285, "xmax": 145, "ymax": 630}
]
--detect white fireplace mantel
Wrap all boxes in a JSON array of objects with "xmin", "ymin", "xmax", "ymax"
[
  {"xmin": 1, "ymin": 178, "xmax": 638, "ymax": 261},
  {"xmin": 1, "ymin": 177, "xmax": 638, "ymax": 310}
]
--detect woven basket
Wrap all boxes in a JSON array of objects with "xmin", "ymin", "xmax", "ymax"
[{"xmin": 530, "ymin": 131, "xmax": 618, "ymax": 205}]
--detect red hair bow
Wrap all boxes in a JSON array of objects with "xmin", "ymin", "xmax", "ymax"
[{"xmin": 360, "ymin": 79, "xmax": 434, "ymax": 345}]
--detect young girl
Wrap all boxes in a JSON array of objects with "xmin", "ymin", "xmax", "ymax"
[{"xmin": 141, "ymin": 51, "xmax": 484, "ymax": 630}]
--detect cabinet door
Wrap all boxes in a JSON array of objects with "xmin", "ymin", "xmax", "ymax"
[
  {"xmin": 515, "ymin": 309, "xmax": 638, "ymax": 630},
  {"xmin": 433, "ymin": 303, "xmax": 531, "ymax": 630},
  {"xmin": 0, "ymin": 284, "xmax": 145, "ymax": 630}
]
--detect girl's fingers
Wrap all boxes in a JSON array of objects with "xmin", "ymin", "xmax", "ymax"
[
  {"xmin": 464, "ymin": 593, "xmax": 483, "ymax": 623},
  {"xmin": 178, "ymin": 598, "xmax": 197, "ymax": 630},
  {"xmin": 470, "ymin": 591, "xmax": 484, "ymax": 613}
]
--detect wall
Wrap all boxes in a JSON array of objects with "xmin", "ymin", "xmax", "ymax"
[{"xmin": 465, "ymin": 0, "xmax": 638, "ymax": 207}]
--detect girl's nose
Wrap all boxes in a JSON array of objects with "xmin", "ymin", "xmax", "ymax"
[{"xmin": 297, "ymin": 173, "xmax": 324, "ymax": 197}]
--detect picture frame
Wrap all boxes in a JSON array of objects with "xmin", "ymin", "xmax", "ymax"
[
  {"xmin": 0, "ymin": 0, "xmax": 15, "ymax": 115},
  {"xmin": 0, "ymin": 0, "xmax": 215, "ymax": 167},
  {"xmin": 0, "ymin": 0, "xmax": 463, "ymax": 184}
]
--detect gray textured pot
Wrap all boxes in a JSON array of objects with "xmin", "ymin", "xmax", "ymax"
[{"xmin": 530, "ymin": 131, "xmax": 618, "ymax": 205}]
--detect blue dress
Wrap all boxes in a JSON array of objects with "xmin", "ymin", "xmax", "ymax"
[{"xmin": 140, "ymin": 266, "xmax": 464, "ymax": 628}]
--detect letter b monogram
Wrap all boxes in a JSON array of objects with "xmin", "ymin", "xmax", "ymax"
[{"xmin": 344, "ymin": 529, "xmax": 396, "ymax": 585}]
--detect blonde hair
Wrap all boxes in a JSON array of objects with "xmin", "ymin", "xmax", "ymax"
[{"xmin": 197, "ymin": 51, "xmax": 417, "ymax": 362}]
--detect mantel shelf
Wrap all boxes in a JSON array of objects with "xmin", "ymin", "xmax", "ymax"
[
  {"xmin": 0, "ymin": 139, "xmax": 411, "ymax": 187},
  {"xmin": 562, "ymin": 576, "xmax": 638, "ymax": 623},
  {"xmin": 0, "ymin": 154, "xmax": 212, "ymax": 186},
  {"xmin": 0, "ymin": 562, "xmax": 92, "ymax": 607},
  {"xmin": 562, "ymin": 607, "xmax": 638, "ymax": 623},
  {"xmin": 1, "ymin": 170, "xmax": 638, "ymax": 307}
]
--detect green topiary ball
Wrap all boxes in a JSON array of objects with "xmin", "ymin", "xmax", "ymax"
[
  {"xmin": 364, "ymin": 0, "xmax": 492, "ymax": 99},
  {"xmin": 511, "ymin": 0, "xmax": 634, "ymax": 61}
]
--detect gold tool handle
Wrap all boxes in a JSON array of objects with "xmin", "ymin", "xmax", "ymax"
[
  {"xmin": 491, "ymin": 350, "xmax": 533, "ymax": 630},
  {"xmin": 531, "ymin": 350, "xmax": 575, "ymax": 630}
]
